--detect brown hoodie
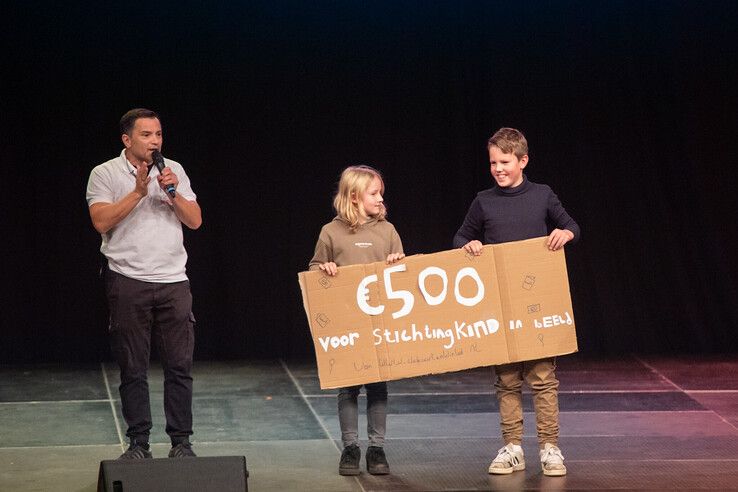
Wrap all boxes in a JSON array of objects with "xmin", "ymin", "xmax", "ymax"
[{"xmin": 308, "ymin": 216, "xmax": 404, "ymax": 270}]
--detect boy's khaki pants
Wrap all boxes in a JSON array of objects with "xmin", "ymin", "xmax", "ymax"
[{"xmin": 494, "ymin": 357, "xmax": 559, "ymax": 447}]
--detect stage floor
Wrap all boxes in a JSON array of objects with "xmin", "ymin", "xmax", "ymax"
[{"xmin": 1, "ymin": 354, "xmax": 737, "ymax": 491}]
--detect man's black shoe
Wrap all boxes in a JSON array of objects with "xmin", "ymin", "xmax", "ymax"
[
  {"xmin": 118, "ymin": 440, "xmax": 152, "ymax": 460},
  {"xmin": 338, "ymin": 444, "xmax": 361, "ymax": 476},
  {"xmin": 366, "ymin": 446, "xmax": 390, "ymax": 475},
  {"xmin": 168, "ymin": 440, "xmax": 197, "ymax": 458}
]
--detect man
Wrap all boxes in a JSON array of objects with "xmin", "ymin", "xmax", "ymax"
[{"xmin": 87, "ymin": 108, "xmax": 202, "ymax": 459}]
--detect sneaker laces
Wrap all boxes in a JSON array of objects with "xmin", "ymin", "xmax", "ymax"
[
  {"xmin": 340, "ymin": 445, "xmax": 359, "ymax": 465},
  {"xmin": 493, "ymin": 444, "xmax": 522, "ymax": 467},
  {"xmin": 540, "ymin": 445, "xmax": 564, "ymax": 466}
]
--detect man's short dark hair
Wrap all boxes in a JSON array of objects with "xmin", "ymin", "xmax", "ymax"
[{"xmin": 120, "ymin": 108, "xmax": 160, "ymax": 136}]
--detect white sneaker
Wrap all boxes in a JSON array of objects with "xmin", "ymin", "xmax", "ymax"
[
  {"xmin": 488, "ymin": 443, "xmax": 525, "ymax": 474},
  {"xmin": 539, "ymin": 443, "xmax": 566, "ymax": 476}
]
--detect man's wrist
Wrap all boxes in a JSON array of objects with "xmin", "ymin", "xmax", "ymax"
[{"xmin": 133, "ymin": 189, "xmax": 147, "ymax": 200}]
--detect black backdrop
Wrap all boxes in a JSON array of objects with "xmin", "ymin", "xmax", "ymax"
[{"xmin": 2, "ymin": 1, "xmax": 737, "ymax": 363}]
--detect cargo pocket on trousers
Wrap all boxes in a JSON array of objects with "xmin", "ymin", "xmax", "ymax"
[
  {"xmin": 187, "ymin": 312, "xmax": 196, "ymax": 356},
  {"xmin": 106, "ymin": 273, "xmax": 120, "ymax": 334}
]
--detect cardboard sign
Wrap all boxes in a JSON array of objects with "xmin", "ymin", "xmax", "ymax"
[{"xmin": 298, "ymin": 237, "xmax": 577, "ymax": 389}]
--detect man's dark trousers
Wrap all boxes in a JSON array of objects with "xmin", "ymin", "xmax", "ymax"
[{"xmin": 105, "ymin": 269, "xmax": 195, "ymax": 443}]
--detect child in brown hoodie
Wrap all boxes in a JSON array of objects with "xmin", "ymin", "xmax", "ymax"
[{"xmin": 309, "ymin": 165, "xmax": 405, "ymax": 476}]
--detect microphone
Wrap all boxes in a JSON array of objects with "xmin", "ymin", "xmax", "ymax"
[{"xmin": 152, "ymin": 150, "xmax": 176, "ymax": 197}]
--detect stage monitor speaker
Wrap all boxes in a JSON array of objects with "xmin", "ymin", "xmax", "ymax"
[{"xmin": 97, "ymin": 455, "xmax": 248, "ymax": 492}]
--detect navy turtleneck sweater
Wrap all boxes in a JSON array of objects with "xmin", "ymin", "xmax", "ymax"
[{"xmin": 453, "ymin": 176, "xmax": 580, "ymax": 247}]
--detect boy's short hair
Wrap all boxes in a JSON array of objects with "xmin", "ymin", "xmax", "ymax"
[
  {"xmin": 487, "ymin": 127, "xmax": 528, "ymax": 158},
  {"xmin": 120, "ymin": 108, "xmax": 160, "ymax": 136}
]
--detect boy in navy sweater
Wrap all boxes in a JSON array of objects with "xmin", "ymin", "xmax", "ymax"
[{"xmin": 453, "ymin": 128, "xmax": 580, "ymax": 476}]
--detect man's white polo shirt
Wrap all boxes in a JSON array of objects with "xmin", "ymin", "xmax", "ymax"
[{"xmin": 86, "ymin": 150, "xmax": 197, "ymax": 282}]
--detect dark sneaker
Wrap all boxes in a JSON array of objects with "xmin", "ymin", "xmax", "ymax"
[
  {"xmin": 338, "ymin": 444, "xmax": 361, "ymax": 476},
  {"xmin": 168, "ymin": 441, "xmax": 197, "ymax": 458},
  {"xmin": 118, "ymin": 440, "xmax": 152, "ymax": 460},
  {"xmin": 366, "ymin": 446, "xmax": 390, "ymax": 475}
]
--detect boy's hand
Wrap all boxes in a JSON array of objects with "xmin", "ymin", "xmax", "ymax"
[
  {"xmin": 547, "ymin": 229, "xmax": 574, "ymax": 251},
  {"xmin": 318, "ymin": 262, "xmax": 338, "ymax": 276},
  {"xmin": 462, "ymin": 240, "xmax": 483, "ymax": 256},
  {"xmin": 386, "ymin": 252, "xmax": 405, "ymax": 264}
]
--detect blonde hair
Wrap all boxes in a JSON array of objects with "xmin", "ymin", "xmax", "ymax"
[
  {"xmin": 487, "ymin": 127, "xmax": 528, "ymax": 158},
  {"xmin": 333, "ymin": 165, "xmax": 386, "ymax": 232}
]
